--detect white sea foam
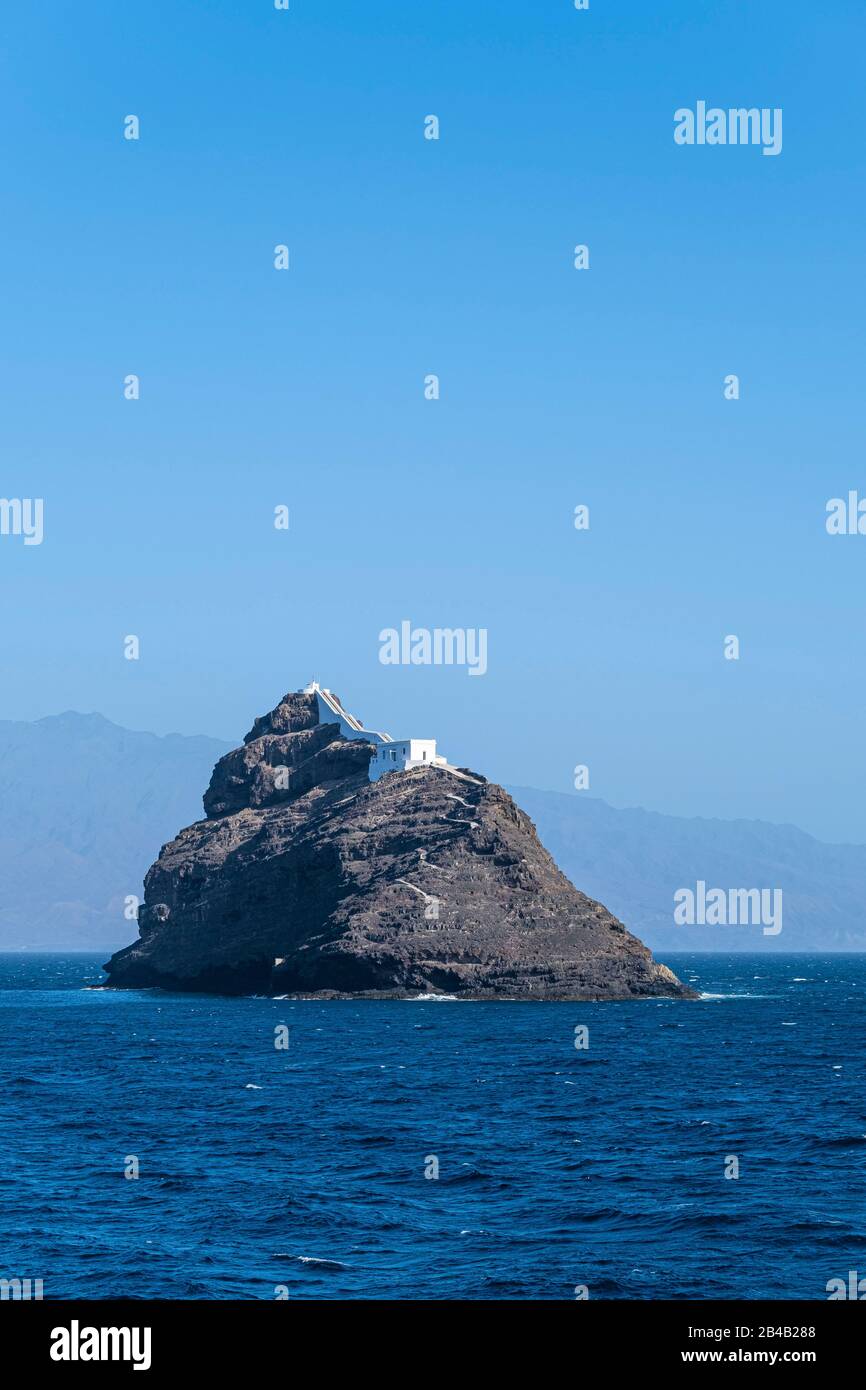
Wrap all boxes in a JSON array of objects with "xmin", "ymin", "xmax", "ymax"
[{"xmin": 698, "ymin": 991, "xmax": 768, "ymax": 1000}]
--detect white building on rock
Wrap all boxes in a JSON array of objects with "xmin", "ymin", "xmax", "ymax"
[{"xmin": 303, "ymin": 681, "xmax": 449, "ymax": 781}]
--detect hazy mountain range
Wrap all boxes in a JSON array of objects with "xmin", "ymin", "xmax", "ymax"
[
  {"xmin": 0, "ymin": 713, "xmax": 231, "ymax": 952},
  {"xmin": 1, "ymin": 711, "xmax": 863, "ymax": 954}
]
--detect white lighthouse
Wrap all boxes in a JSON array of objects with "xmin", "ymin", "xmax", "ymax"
[{"xmin": 303, "ymin": 682, "xmax": 449, "ymax": 781}]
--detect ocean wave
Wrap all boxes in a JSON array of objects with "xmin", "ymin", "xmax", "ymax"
[
  {"xmin": 812, "ymin": 1135, "xmax": 866, "ymax": 1148},
  {"xmin": 698, "ymin": 991, "xmax": 771, "ymax": 1000},
  {"xmin": 279, "ymin": 1255, "xmax": 347, "ymax": 1272}
]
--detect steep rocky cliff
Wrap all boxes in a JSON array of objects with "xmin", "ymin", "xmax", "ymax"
[{"xmin": 104, "ymin": 689, "xmax": 695, "ymax": 1000}]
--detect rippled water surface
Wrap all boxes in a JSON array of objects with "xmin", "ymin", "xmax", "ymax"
[{"xmin": 0, "ymin": 953, "xmax": 864, "ymax": 1299}]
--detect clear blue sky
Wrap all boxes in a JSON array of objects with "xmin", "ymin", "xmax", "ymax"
[{"xmin": 1, "ymin": 1, "xmax": 864, "ymax": 843}]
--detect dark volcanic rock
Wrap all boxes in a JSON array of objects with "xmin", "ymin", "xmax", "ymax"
[{"xmin": 104, "ymin": 689, "xmax": 696, "ymax": 1000}]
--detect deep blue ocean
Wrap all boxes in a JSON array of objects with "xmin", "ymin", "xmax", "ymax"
[{"xmin": 1, "ymin": 953, "xmax": 864, "ymax": 1301}]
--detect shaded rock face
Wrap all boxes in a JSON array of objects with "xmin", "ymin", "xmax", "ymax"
[{"xmin": 105, "ymin": 690, "xmax": 696, "ymax": 1001}]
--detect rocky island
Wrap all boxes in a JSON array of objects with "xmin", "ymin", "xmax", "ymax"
[{"xmin": 105, "ymin": 687, "xmax": 695, "ymax": 1000}]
